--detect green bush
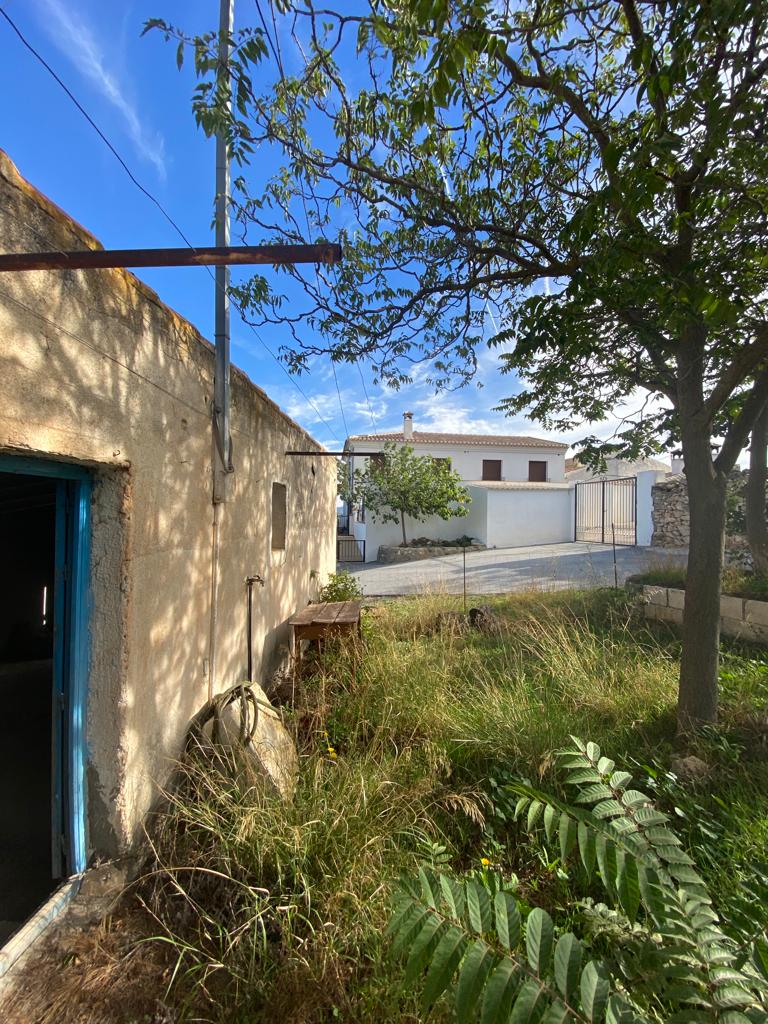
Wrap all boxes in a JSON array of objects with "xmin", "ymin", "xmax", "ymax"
[
  {"xmin": 318, "ymin": 569, "xmax": 363, "ymax": 602},
  {"xmin": 389, "ymin": 737, "xmax": 768, "ymax": 1022}
]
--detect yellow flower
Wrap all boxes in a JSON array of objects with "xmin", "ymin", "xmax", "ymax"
[
  {"xmin": 328, "ymin": 750, "xmax": 338, "ymax": 760},
  {"xmin": 480, "ymin": 857, "xmax": 490, "ymax": 867}
]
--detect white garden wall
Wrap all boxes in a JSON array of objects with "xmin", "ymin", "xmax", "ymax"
[{"xmin": 483, "ymin": 485, "xmax": 573, "ymax": 547}]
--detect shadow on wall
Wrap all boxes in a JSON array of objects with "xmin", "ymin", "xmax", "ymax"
[{"xmin": 0, "ymin": 155, "xmax": 336, "ymax": 857}]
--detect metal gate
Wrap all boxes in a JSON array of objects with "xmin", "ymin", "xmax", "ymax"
[
  {"xmin": 574, "ymin": 477, "xmax": 637, "ymax": 545},
  {"xmin": 337, "ymin": 536, "xmax": 365, "ymax": 562}
]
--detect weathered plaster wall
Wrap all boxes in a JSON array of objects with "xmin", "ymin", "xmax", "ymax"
[{"xmin": 0, "ymin": 151, "xmax": 336, "ymax": 857}]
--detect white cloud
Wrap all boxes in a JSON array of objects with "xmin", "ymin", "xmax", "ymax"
[{"xmin": 36, "ymin": 0, "xmax": 167, "ymax": 179}]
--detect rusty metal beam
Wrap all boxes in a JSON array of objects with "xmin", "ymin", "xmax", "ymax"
[{"xmin": 0, "ymin": 242, "xmax": 342, "ymax": 273}]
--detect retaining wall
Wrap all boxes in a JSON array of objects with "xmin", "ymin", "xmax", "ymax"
[{"xmin": 639, "ymin": 585, "xmax": 768, "ymax": 643}]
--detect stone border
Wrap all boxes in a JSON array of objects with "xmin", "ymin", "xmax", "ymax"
[
  {"xmin": 634, "ymin": 584, "xmax": 768, "ymax": 643},
  {"xmin": 378, "ymin": 543, "xmax": 486, "ymax": 563}
]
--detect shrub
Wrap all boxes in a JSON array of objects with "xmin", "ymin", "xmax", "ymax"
[
  {"xmin": 318, "ymin": 570, "xmax": 363, "ymax": 602},
  {"xmin": 389, "ymin": 737, "xmax": 768, "ymax": 1022}
]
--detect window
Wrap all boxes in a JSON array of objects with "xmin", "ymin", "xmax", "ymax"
[
  {"xmin": 271, "ymin": 482, "xmax": 287, "ymax": 550},
  {"xmin": 432, "ymin": 457, "xmax": 451, "ymax": 469},
  {"xmin": 482, "ymin": 459, "xmax": 502, "ymax": 481},
  {"xmin": 528, "ymin": 460, "xmax": 547, "ymax": 482}
]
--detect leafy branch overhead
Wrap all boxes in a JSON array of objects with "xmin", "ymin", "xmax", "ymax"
[
  {"xmin": 389, "ymin": 737, "xmax": 768, "ymax": 1022},
  {"xmin": 148, "ymin": 1, "xmax": 768, "ymax": 726}
]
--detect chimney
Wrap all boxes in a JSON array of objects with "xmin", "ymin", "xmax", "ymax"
[
  {"xmin": 670, "ymin": 456, "xmax": 684, "ymax": 476},
  {"xmin": 403, "ymin": 411, "xmax": 414, "ymax": 440}
]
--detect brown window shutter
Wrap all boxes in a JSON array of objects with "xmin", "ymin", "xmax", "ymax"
[{"xmin": 482, "ymin": 459, "xmax": 502, "ymax": 481}]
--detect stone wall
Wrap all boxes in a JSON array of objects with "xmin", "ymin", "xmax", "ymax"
[
  {"xmin": 639, "ymin": 584, "xmax": 768, "ymax": 644},
  {"xmin": 651, "ymin": 475, "xmax": 689, "ymax": 547},
  {"xmin": 651, "ymin": 469, "xmax": 759, "ymax": 559},
  {"xmin": 378, "ymin": 542, "xmax": 486, "ymax": 563}
]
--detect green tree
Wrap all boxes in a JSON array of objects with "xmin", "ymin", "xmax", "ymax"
[
  {"xmin": 148, "ymin": 1, "xmax": 768, "ymax": 726},
  {"xmin": 355, "ymin": 442, "xmax": 469, "ymax": 545}
]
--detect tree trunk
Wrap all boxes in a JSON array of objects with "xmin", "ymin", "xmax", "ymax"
[
  {"xmin": 746, "ymin": 402, "xmax": 768, "ymax": 574},
  {"xmin": 400, "ymin": 508, "xmax": 407, "ymax": 546},
  {"xmin": 677, "ymin": 429, "xmax": 727, "ymax": 730}
]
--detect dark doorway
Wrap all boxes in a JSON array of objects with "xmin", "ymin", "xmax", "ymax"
[
  {"xmin": 0, "ymin": 472, "xmax": 58, "ymax": 944},
  {"xmin": 482, "ymin": 459, "xmax": 502, "ymax": 481}
]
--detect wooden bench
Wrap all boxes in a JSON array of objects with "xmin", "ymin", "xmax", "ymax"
[{"xmin": 289, "ymin": 600, "xmax": 363, "ymax": 673}]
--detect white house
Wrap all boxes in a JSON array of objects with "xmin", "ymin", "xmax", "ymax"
[
  {"xmin": 566, "ymin": 455, "xmax": 672, "ymax": 482},
  {"xmin": 347, "ymin": 411, "xmax": 568, "ymax": 483},
  {"xmin": 343, "ymin": 413, "xmax": 572, "ymax": 560}
]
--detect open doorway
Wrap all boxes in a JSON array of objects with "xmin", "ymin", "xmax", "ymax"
[
  {"xmin": 0, "ymin": 473, "xmax": 57, "ymax": 943},
  {"xmin": 0, "ymin": 461, "xmax": 91, "ymax": 948}
]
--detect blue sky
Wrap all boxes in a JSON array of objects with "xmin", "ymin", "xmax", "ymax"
[{"xmin": 0, "ymin": 0, "xmax": 661, "ymax": 454}]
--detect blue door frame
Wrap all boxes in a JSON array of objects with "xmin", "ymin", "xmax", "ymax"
[{"xmin": 0, "ymin": 454, "xmax": 91, "ymax": 877}]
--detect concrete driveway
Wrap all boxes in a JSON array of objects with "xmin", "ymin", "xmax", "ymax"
[{"xmin": 340, "ymin": 542, "xmax": 686, "ymax": 597}]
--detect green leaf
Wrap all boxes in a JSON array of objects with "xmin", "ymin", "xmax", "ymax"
[
  {"xmin": 494, "ymin": 891, "xmax": 521, "ymax": 950},
  {"xmin": 554, "ymin": 932, "xmax": 583, "ymax": 999},
  {"xmin": 404, "ymin": 914, "xmax": 447, "ymax": 984},
  {"xmin": 510, "ymin": 977, "xmax": 547, "ymax": 1022},
  {"xmin": 440, "ymin": 874, "xmax": 465, "ymax": 920},
  {"xmin": 580, "ymin": 960, "xmax": 611, "ymax": 1023},
  {"xmin": 617, "ymin": 855, "xmax": 641, "ymax": 921},
  {"xmin": 480, "ymin": 959, "xmax": 519, "ymax": 1024},
  {"xmin": 578, "ymin": 821, "xmax": 596, "ymax": 875},
  {"xmin": 455, "ymin": 939, "xmax": 495, "ymax": 1024},
  {"xmin": 528, "ymin": 800, "xmax": 545, "ymax": 831},
  {"xmin": 526, "ymin": 907, "xmax": 554, "ymax": 975},
  {"xmin": 419, "ymin": 867, "xmax": 440, "ymax": 909},
  {"xmin": 544, "ymin": 803, "xmax": 558, "ymax": 842},
  {"xmin": 466, "ymin": 879, "xmax": 492, "ymax": 935},
  {"xmin": 609, "ymin": 771, "xmax": 633, "ymax": 791},
  {"xmin": 390, "ymin": 902, "xmax": 431, "ymax": 956},
  {"xmin": 559, "ymin": 813, "xmax": 577, "ymax": 862},
  {"xmin": 542, "ymin": 998, "xmax": 573, "ymax": 1024},
  {"xmin": 421, "ymin": 925, "xmax": 467, "ymax": 1010}
]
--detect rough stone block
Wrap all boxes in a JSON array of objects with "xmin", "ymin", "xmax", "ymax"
[
  {"xmin": 643, "ymin": 585, "xmax": 668, "ymax": 606},
  {"xmin": 656, "ymin": 605, "xmax": 683, "ymax": 625},
  {"xmin": 667, "ymin": 587, "xmax": 685, "ymax": 609},
  {"xmin": 720, "ymin": 616, "xmax": 748, "ymax": 640},
  {"xmin": 719, "ymin": 595, "xmax": 745, "ymax": 621},
  {"xmin": 744, "ymin": 599, "xmax": 768, "ymax": 627}
]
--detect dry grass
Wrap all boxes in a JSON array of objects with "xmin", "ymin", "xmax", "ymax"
[{"xmin": 8, "ymin": 588, "xmax": 766, "ymax": 1023}]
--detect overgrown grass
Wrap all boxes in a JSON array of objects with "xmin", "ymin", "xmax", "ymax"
[
  {"xmin": 630, "ymin": 561, "xmax": 768, "ymax": 600},
  {"xmin": 137, "ymin": 589, "xmax": 768, "ymax": 1022}
]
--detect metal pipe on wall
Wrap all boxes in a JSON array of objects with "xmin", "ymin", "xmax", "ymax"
[
  {"xmin": 208, "ymin": 0, "xmax": 234, "ymax": 701},
  {"xmin": 213, "ymin": 0, "xmax": 234, "ymax": 505}
]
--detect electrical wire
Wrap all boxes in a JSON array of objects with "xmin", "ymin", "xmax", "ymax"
[
  {"xmin": 0, "ymin": 3, "xmax": 342, "ymax": 444},
  {"xmin": 255, "ymin": 0, "xmax": 353, "ymax": 439}
]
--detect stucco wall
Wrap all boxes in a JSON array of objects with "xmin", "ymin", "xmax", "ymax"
[
  {"xmin": 484, "ymin": 485, "xmax": 573, "ymax": 548},
  {"xmin": 348, "ymin": 442, "xmax": 566, "ymax": 482},
  {"xmin": 0, "ymin": 151, "xmax": 336, "ymax": 857}
]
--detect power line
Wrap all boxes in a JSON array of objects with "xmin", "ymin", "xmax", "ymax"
[
  {"xmin": 0, "ymin": 3, "xmax": 341, "ymax": 444},
  {"xmin": 254, "ymin": 0, "xmax": 352, "ymax": 438},
  {"xmin": 356, "ymin": 359, "xmax": 378, "ymax": 430}
]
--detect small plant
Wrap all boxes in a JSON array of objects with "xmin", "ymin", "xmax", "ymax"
[
  {"xmin": 318, "ymin": 569, "xmax": 363, "ymax": 602},
  {"xmin": 389, "ymin": 737, "xmax": 768, "ymax": 1022}
]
